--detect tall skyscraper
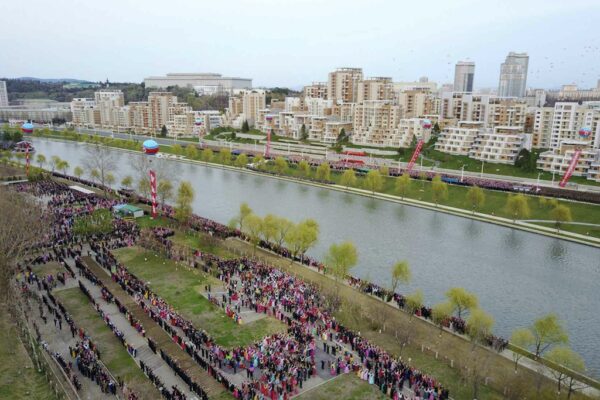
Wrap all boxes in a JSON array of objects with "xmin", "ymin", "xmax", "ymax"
[
  {"xmin": 498, "ymin": 52, "xmax": 529, "ymax": 98},
  {"xmin": 453, "ymin": 61, "xmax": 475, "ymax": 92},
  {"xmin": 0, "ymin": 81, "xmax": 8, "ymax": 107}
]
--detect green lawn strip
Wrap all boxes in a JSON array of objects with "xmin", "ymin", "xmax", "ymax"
[
  {"xmin": 112, "ymin": 247, "xmax": 286, "ymax": 348},
  {"xmin": 32, "ymin": 262, "xmax": 65, "ymax": 278},
  {"xmin": 54, "ymin": 288, "xmax": 159, "ymax": 399},
  {"xmin": 0, "ymin": 310, "xmax": 58, "ymax": 400},
  {"xmin": 296, "ymin": 373, "xmax": 388, "ymax": 400}
]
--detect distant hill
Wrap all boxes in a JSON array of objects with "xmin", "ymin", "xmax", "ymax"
[{"xmin": 14, "ymin": 77, "xmax": 92, "ymax": 84}]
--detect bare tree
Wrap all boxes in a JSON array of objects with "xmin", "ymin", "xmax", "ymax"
[
  {"xmin": 83, "ymin": 143, "xmax": 116, "ymax": 189},
  {"xmin": 0, "ymin": 188, "xmax": 47, "ymax": 303}
]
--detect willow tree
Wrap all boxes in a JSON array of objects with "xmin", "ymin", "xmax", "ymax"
[
  {"xmin": 466, "ymin": 186, "xmax": 485, "ymax": 213},
  {"xmin": 285, "ymin": 219, "xmax": 319, "ymax": 264},
  {"xmin": 505, "ymin": 194, "xmax": 531, "ymax": 222},
  {"xmin": 175, "ymin": 181, "xmax": 195, "ymax": 224},
  {"xmin": 395, "ymin": 173, "xmax": 411, "ymax": 199},
  {"xmin": 315, "ymin": 162, "xmax": 331, "ymax": 181},
  {"xmin": 340, "ymin": 169, "xmax": 357, "ymax": 189},
  {"xmin": 431, "ymin": 175, "xmax": 448, "ymax": 205},
  {"xmin": 364, "ymin": 170, "xmax": 383, "ymax": 194},
  {"xmin": 298, "ymin": 160, "xmax": 311, "ymax": 178},
  {"xmin": 325, "ymin": 241, "xmax": 358, "ymax": 303},
  {"xmin": 550, "ymin": 204, "xmax": 572, "ymax": 232}
]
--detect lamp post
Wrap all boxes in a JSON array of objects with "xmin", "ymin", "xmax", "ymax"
[
  {"xmin": 460, "ymin": 164, "xmax": 467, "ymax": 183},
  {"xmin": 536, "ymin": 172, "xmax": 542, "ymax": 188},
  {"xmin": 480, "ymin": 160, "xmax": 485, "ymax": 178}
]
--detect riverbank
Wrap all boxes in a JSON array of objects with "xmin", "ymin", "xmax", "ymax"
[{"xmin": 26, "ymin": 132, "xmax": 600, "ymax": 246}]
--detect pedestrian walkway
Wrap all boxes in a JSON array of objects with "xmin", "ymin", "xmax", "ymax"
[{"xmin": 82, "ymin": 256, "xmax": 228, "ymax": 399}]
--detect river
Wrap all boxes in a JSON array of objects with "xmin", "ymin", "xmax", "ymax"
[{"xmin": 31, "ymin": 138, "xmax": 600, "ymax": 374}]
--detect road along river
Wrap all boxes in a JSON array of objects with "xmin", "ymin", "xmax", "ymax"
[{"xmin": 31, "ymin": 138, "xmax": 600, "ymax": 374}]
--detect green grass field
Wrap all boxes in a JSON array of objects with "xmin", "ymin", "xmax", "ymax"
[
  {"xmin": 296, "ymin": 374, "xmax": 387, "ymax": 400},
  {"xmin": 0, "ymin": 310, "xmax": 58, "ymax": 400},
  {"xmin": 54, "ymin": 288, "xmax": 160, "ymax": 399},
  {"xmin": 112, "ymin": 247, "xmax": 286, "ymax": 348}
]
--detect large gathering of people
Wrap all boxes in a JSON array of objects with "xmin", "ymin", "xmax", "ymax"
[{"xmin": 11, "ymin": 175, "xmax": 527, "ymax": 399}]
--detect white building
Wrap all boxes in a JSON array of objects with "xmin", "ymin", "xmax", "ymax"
[
  {"xmin": 95, "ymin": 90, "xmax": 125, "ymax": 128},
  {"xmin": 435, "ymin": 121, "xmax": 484, "ymax": 155},
  {"xmin": 537, "ymin": 142, "xmax": 600, "ymax": 179},
  {"xmin": 144, "ymin": 72, "xmax": 252, "ymax": 94},
  {"xmin": 469, "ymin": 126, "xmax": 528, "ymax": 164},
  {"xmin": 549, "ymin": 102, "xmax": 600, "ymax": 150}
]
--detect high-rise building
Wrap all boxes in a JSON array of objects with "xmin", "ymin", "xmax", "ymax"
[
  {"xmin": 95, "ymin": 90, "xmax": 124, "ymax": 128},
  {"xmin": 356, "ymin": 77, "xmax": 393, "ymax": 102},
  {"xmin": 0, "ymin": 81, "xmax": 8, "ymax": 107},
  {"xmin": 454, "ymin": 61, "xmax": 475, "ymax": 92},
  {"xmin": 327, "ymin": 68, "xmax": 363, "ymax": 104},
  {"xmin": 498, "ymin": 52, "xmax": 529, "ymax": 98}
]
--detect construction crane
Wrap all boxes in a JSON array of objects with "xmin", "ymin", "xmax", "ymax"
[{"xmin": 558, "ymin": 149, "xmax": 582, "ymax": 187}]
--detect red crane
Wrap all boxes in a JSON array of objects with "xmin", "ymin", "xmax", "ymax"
[
  {"xmin": 406, "ymin": 139, "xmax": 425, "ymax": 172},
  {"xmin": 558, "ymin": 149, "xmax": 582, "ymax": 188}
]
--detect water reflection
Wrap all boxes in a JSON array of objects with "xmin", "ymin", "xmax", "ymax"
[
  {"xmin": 465, "ymin": 219, "xmax": 482, "ymax": 239},
  {"xmin": 502, "ymin": 230, "xmax": 523, "ymax": 251},
  {"xmin": 549, "ymin": 240, "xmax": 567, "ymax": 260},
  {"xmin": 395, "ymin": 204, "xmax": 407, "ymax": 221}
]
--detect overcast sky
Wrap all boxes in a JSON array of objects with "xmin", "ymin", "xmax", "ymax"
[{"xmin": 2, "ymin": 0, "xmax": 599, "ymax": 89}]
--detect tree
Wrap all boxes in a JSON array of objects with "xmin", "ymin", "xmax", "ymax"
[
  {"xmin": 284, "ymin": 219, "xmax": 319, "ymax": 264},
  {"xmin": 83, "ymin": 143, "xmax": 116, "ymax": 189},
  {"xmin": 340, "ymin": 168, "xmax": 357, "ymax": 189},
  {"xmin": 467, "ymin": 308, "xmax": 495, "ymax": 345},
  {"xmin": 260, "ymin": 214, "xmax": 279, "ymax": 243},
  {"xmin": 395, "ymin": 173, "xmax": 411, "ymax": 199},
  {"xmin": 157, "ymin": 180, "xmax": 174, "ymax": 206},
  {"xmin": 432, "ymin": 302, "xmax": 454, "ymax": 333},
  {"xmin": 105, "ymin": 172, "xmax": 115, "ymax": 187},
  {"xmin": 364, "ymin": 169, "xmax": 383, "ymax": 194},
  {"xmin": 405, "ymin": 290, "xmax": 424, "ymax": 320},
  {"xmin": 530, "ymin": 313, "xmax": 568, "ymax": 357},
  {"xmin": 186, "ymin": 144, "xmax": 198, "ymax": 159},
  {"xmin": 315, "ymin": 162, "xmax": 331, "ymax": 181},
  {"xmin": 466, "ymin": 186, "xmax": 485, "ymax": 213},
  {"xmin": 431, "ymin": 175, "xmax": 448, "ymax": 205},
  {"xmin": 505, "ymin": 194, "xmax": 531, "ymax": 222},
  {"xmin": 241, "ymin": 120, "xmax": 250, "ymax": 132},
  {"xmin": 138, "ymin": 177, "xmax": 150, "ymax": 198},
  {"xmin": 0, "ymin": 189, "xmax": 47, "ymax": 303},
  {"xmin": 58, "ymin": 160, "xmax": 70, "ymax": 175},
  {"xmin": 219, "ymin": 149, "xmax": 232, "ymax": 165},
  {"xmin": 432, "ymin": 122, "xmax": 441, "ymax": 135},
  {"xmin": 175, "ymin": 181, "xmax": 195, "ymax": 224},
  {"xmin": 379, "ymin": 165, "xmax": 389, "ymax": 177},
  {"xmin": 300, "ymin": 124, "xmax": 308, "ymax": 140},
  {"xmin": 274, "ymin": 156, "xmax": 288, "ymax": 175},
  {"xmin": 390, "ymin": 261, "xmax": 411, "ymax": 297},
  {"xmin": 36, "ymin": 154, "xmax": 46, "ymax": 169},
  {"xmin": 90, "ymin": 168, "xmax": 100, "ymax": 183},
  {"xmin": 73, "ymin": 166, "xmax": 84, "ymax": 178},
  {"xmin": 298, "ymin": 160, "xmax": 311, "ymax": 178},
  {"xmin": 273, "ymin": 216, "xmax": 293, "ymax": 247},
  {"xmin": 160, "ymin": 125, "xmax": 168, "ymax": 137},
  {"xmin": 325, "ymin": 241, "xmax": 358, "ymax": 301},
  {"xmin": 550, "ymin": 204, "xmax": 572, "ymax": 232},
  {"xmin": 121, "ymin": 175, "xmax": 133, "ymax": 190},
  {"xmin": 243, "ymin": 213, "xmax": 263, "ymax": 253},
  {"xmin": 231, "ymin": 202, "xmax": 253, "ymax": 231},
  {"xmin": 546, "ymin": 346, "xmax": 587, "ymax": 399},
  {"xmin": 200, "ymin": 148, "xmax": 213, "ymax": 164},
  {"xmin": 172, "ymin": 144, "xmax": 183, "ymax": 155},
  {"xmin": 235, "ymin": 153, "xmax": 248, "ymax": 168},
  {"xmin": 253, "ymin": 154, "xmax": 265, "ymax": 170},
  {"xmin": 510, "ymin": 328, "xmax": 536, "ymax": 371},
  {"xmin": 445, "ymin": 287, "xmax": 478, "ymax": 319},
  {"xmin": 337, "ymin": 128, "xmax": 346, "ymax": 144},
  {"xmin": 49, "ymin": 155, "xmax": 61, "ymax": 172}
]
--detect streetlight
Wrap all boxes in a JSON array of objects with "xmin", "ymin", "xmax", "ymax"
[
  {"xmin": 460, "ymin": 164, "xmax": 467, "ymax": 183},
  {"xmin": 536, "ymin": 172, "xmax": 542, "ymax": 187},
  {"xmin": 480, "ymin": 160, "xmax": 485, "ymax": 178}
]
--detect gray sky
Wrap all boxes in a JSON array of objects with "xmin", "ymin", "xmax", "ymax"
[{"xmin": 2, "ymin": 0, "xmax": 599, "ymax": 89}]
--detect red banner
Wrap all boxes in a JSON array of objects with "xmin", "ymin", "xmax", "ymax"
[{"xmin": 149, "ymin": 170, "xmax": 157, "ymax": 218}]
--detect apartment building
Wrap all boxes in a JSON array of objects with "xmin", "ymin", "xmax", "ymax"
[
  {"xmin": 435, "ymin": 121, "xmax": 484, "ymax": 155},
  {"xmin": 304, "ymin": 97, "xmax": 333, "ymax": 117},
  {"xmin": 537, "ymin": 142, "xmax": 600, "ymax": 179},
  {"xmin": 327, "ymin": 68, "xmax": 363, "ymax": 104},
  {"xmin": 396, "ymin": 89, "xmax": 438, "ymax": 119},
  {"xmin": 224, "ymin": 89, "xmax": 266, "ymax": 128},
  {"xmin": 391, "ymin": 118, "xmax": 432, "ymax": 148},
  {"xmin": 549, "ymin": 102, "xmax": 600, "ymax": 150},
  {"xmin": 440, "ymin": 93, "xmax": 527, "ymax": 129},
  {"xmin": 351, "ymin": 101, "xmax": 404, "ymax": 147},
  {"xmin": 303, "ymin": 82, "xmax": 328, "ymax": 99},
  {"xmin": 468, "ymin": 126, "xmax": 528, "ymax": 164},
  {"xmin": 356, "ymin": 77, "xmax": 393, "ymax": 102},
  {"xmin": 95, "ymin": 90, "xmax": 125, "ymax": 128},
  {"xmin": 532, "ymin": 107, "xmax": 554, "ymax": 148},
  {"xmin": 486, "ymin": 97, "xmax": 527, "ymax": 129},
  {"xmin": 70, "ymin": 98, "xmax": 99, "ymax": 127},
  {"xmin": 0, "ymin": 81, "xmax": 8, "ymax": 107},
  {"xmin": 454, "ymin": 61, "xmax": 475, "ymax": 92}
]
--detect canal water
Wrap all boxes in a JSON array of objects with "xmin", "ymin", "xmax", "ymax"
[{"xmin": 31, "ymin": 138, "xmax": 600, "ymax": 374}]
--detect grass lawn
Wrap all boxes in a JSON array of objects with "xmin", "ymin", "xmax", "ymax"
[
  {"xmin": 54, "ymin": 288, "xmax": 159, "ymax": 399},
  {"xmin": 172, "ymin": 230, "xmax": 237, "ymax": 259},
  {"xmin": 0, "ymin": 308, "xmax": 58, "ymax": 400},
  {"xmin": 296, "ymin": 374, "xmax": 387, "ymax": 400},
  {"xmin": 31, "ymin": 262, "xmax": 65, "ymax": 278},
  {"xmin": 112, "ymin": 247, "xmax": 286, "ymax": 348}
]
